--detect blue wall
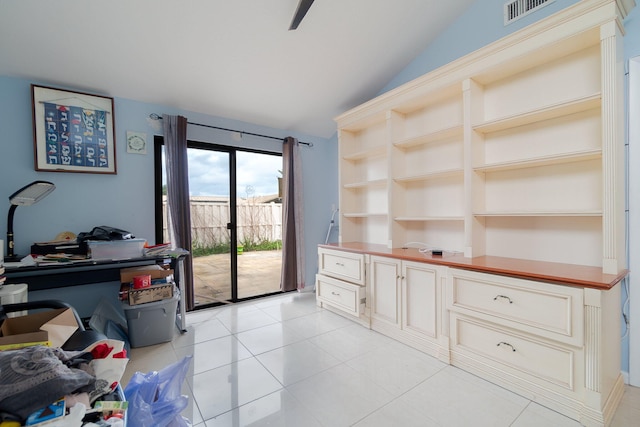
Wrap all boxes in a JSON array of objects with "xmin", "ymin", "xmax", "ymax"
[
  {"xmin": 622, "ymin": 5, "xmax": 640, "ymax": 383},
  {"xmin": 0, "ymin": 76, "xmax": 337, "ymax": 315},
  {"xmin": 625, "ymin": 2, "xmax": 640, "ymax": 60},
  {"xmin": 380, "ymin": 0, "xmax": 580, "ymax": 94}
]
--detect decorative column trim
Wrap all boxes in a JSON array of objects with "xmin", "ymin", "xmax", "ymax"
[
  {"xmin": 600, "ymin": 20, "xmax": 625, "ymax": 275},
  {"xmin": 585, "ymin": 304, "xmax": 602, "ymax": 392}
]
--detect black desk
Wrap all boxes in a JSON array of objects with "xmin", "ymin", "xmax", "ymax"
[
  {"xmin": 4, "ymin": 256, "xmax": 166, "ymax": 291},
  {"xmin": 4, "ymin": 254, "xmax": 188, "ymax": 331}
]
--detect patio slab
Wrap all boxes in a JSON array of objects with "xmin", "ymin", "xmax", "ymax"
[{"xmin": 192, "ymin": 250, "xmax": 282, "ymax": 305}]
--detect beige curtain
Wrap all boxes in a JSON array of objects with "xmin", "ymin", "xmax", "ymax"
[
  {"xmin": 280, "ymin": 137, "xmax": 305, "ymax": 291},
  {"xmin": 163, "ymin": 114, "xmax": 195, "ymax": 310}
]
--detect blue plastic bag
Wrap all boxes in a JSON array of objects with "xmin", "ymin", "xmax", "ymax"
[{"xmin": 124, "ymin": 355, "xmax": 193, "ymax": 427}]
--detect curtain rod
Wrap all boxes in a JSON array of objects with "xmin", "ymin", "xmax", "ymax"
[{"xmin": 149, "ymin": 113, "xmax": 313, "ymax": 147}]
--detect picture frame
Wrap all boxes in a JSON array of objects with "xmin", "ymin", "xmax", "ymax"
[
  {"xmin": 32, "ymin": 84, "xmax": 117, "ymax": 174},
  {"xmin": 126, "ymin": 131, "xmax": 147, "ymax": 155}
]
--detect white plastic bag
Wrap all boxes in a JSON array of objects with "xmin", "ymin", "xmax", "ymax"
[{"xmin": 84, "ymin": 339, "xmax": 129, "ymax": 402}]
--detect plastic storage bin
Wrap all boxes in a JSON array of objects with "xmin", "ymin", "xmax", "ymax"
[
  {"xmin": 122, "ymin": 293, "xmax": 179, "ymax": 347},
  {"xmin": 87, "ymin": 238, "xmax": 146, "ymax": 260}
]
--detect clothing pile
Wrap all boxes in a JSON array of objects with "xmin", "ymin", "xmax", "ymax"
[{"xmin": 0, "ymin": 339, "xmax": 128, "ymax": 426}]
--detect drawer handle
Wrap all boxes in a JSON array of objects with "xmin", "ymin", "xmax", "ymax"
[
  {"xmin": 331, "ymin": 291, "xmax": 341, "ymax": 296},
  {"xmin": 335, "ymin": 262, "xmax": 345, "ymax": 267},
  {"xmin": 493, "ymin": 295, "xmax": 513, "ymax": 304},
  {"xmin": 497, "ymin": 342, "xmax": 516, "ymax": 352}
]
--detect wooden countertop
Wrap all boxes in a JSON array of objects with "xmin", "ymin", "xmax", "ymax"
[{"xmin": 319, "ymin": 242, "xmax": 627, "ymax": 290}]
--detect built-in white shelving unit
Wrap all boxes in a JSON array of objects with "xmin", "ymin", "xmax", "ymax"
[{"xmin": 335, "ymin": 0, "xmax": 629, "ymax": 276}]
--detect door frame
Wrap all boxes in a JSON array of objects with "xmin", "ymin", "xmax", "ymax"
[{"xmin": 154, "ymin": 136, "xmax": 283, "ymax": 306}]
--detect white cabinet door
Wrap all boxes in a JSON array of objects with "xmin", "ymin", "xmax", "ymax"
[
  {"xmin": 402, "ymin": 261, "xmax": 438, "ymax": 340},
  {"xmin": 370, "ymin": 256, "xmax": 401, "ymax": 327}
]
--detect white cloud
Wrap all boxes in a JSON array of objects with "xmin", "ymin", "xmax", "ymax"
[{"xmin": 177, "ymin": 148, "xmax": 281, "ymax": 197}]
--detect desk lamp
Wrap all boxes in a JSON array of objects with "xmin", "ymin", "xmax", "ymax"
[{"xmin": 5, "ymin": 180, "xmax": 55, "ymax": 262}]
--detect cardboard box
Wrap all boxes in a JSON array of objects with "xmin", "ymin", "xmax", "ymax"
[
  {"xmin": 120, "ymin": 264, "xmax": 173, "ymax": 284},
  {"xmin": 128, "ymin": 283, "xmax": 174, "ymax": 306},
  {"xmin": 0, "ymin": 308, "xmax": 79, "ymax": 350}
]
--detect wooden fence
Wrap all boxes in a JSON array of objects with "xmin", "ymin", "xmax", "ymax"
[{"xmin": 163, "ymin": 199, "xmax": 282, "ymax": 247}]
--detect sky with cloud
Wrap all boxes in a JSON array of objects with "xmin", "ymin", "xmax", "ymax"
[{"xmin": 184, "ymin": 149, "xmax": 282, "ymax": 197}]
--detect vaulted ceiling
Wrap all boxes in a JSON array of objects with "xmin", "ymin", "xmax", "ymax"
[{"xmin": 0, "ymin": 0, "xmax": 475, "ymax": 139}]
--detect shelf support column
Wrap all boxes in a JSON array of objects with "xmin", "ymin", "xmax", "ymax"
[
  {"xmin": 463, "ymin": 78, "xmax": 485, "ymax": 258},
  {"xmin": 600, "ymin": 19, "xmax": 626, "ymax": 275},
  {"xmin": 387, "ymin": 110, "xmax": 398, "ymax": 249}
]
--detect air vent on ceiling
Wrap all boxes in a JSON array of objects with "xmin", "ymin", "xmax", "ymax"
[{"xmin": 504, "ymin": 0, "xmax": 555, "ymax": 25}]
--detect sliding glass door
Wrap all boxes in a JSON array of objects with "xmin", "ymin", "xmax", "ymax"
[
  {"xmin": 188, "ymin": 144, "xmax": 234, "ymax": 305},
  {"xmin": 156, "ymin": 138, "xmax": 283, "ymax": 308},
  {"xmin": 235, "ymin": 150, "xmax": 283, "ymax": 299}
]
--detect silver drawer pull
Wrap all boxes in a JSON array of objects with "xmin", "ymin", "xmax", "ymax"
[
  {"xmin": 497, "ymin": 342, "xmax": 516, "ymax": 352},
  {"xmin": 335, "ymin": 262, "xmax": 345, "ymax": 267},
  {"xmin": 331, "ymin": 291, "xmax": 341, "ymax": 296},
  {"xmin": 493, "ymin": 294, "xmax": 513, "ymax": 304}
]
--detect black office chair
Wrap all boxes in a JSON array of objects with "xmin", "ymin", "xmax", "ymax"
[{"xmin": 0, "ymin": 300, "xmax": 107, "ymax": 351}]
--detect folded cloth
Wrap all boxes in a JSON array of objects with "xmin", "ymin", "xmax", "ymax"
[
  {"xmin": 91, "ymin": 343, "xmax": 114, "ymax": 359},
  {"xmin": 0, "ymin": 346, "xmax": 95, "ymax": 421}
]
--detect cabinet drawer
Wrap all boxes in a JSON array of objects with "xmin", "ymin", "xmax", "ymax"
[
  {"xmin": 447, "ymin": 269, "xmax": 583, "ymax": 346},
  {"xmin": 451, "ymin": 314, "xmax": 576, "ymax": 391},
  {"xmin": 316, "ymin": 274, "xmax": 365, "ymax": 317},
  {"xmin": 318, "ymin": 248, "xmax": 365, "ymax": 285}
]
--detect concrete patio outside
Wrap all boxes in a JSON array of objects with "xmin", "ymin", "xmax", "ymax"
[{"xmin": 191, "ymin": 249, "xmax": 283, "ymax": 305}]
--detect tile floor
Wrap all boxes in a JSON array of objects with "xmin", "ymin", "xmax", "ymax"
[{"xmin": 121, "ymin": 292, "xmax": 640, "ymax": 427}]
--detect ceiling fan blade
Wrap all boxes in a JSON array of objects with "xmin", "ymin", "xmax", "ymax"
[{"xmin": 289, "ymin": 0, "xmax": 315, "ymax": 30}]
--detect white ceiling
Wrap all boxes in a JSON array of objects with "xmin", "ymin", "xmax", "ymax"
[{"xmin": 0, "ymin": 0, "xmax": 475, "ymax": 139}]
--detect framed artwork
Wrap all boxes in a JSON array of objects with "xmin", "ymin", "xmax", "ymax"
[
  {"xmin": 126, "ymin": 131, "xmax": 147, "ymax": 154},
  {"xmin": 32, "ymin": 84, "xmax": 117, "ymax": 174}
]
